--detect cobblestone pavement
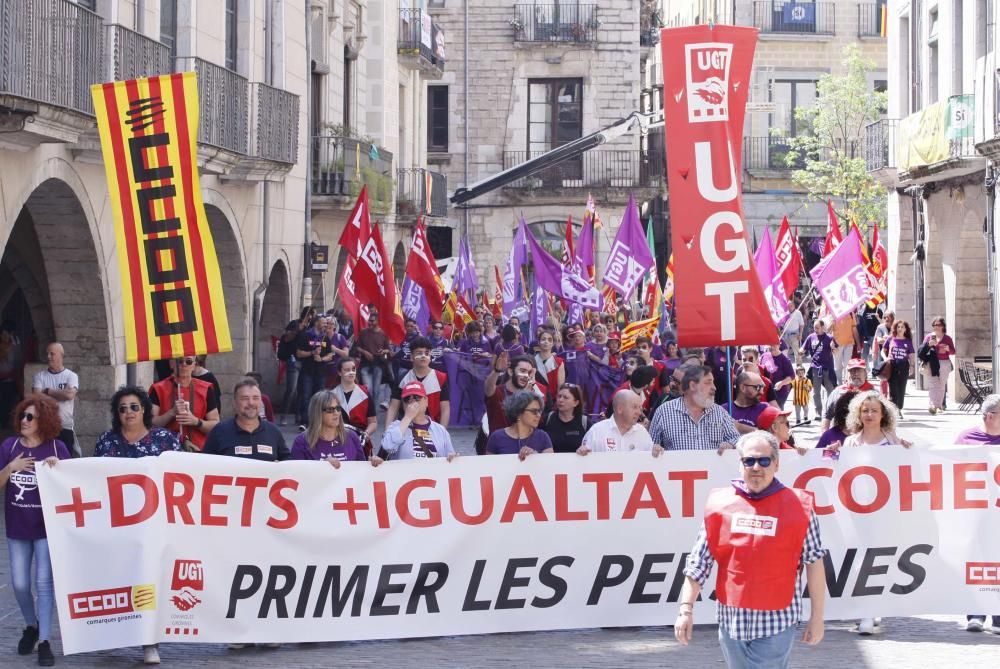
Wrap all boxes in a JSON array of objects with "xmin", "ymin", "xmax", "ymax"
[{"xmin": 1, "ymin": 382, "xmax": 997, "ymax": 667}]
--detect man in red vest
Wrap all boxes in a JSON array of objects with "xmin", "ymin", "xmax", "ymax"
[{"xmin": 674, "ymin": 430, "xmax": 826, "ymax": 667}]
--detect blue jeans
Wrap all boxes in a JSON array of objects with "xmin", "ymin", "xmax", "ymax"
[
  {"xmin": 360, "ymin": 363, "xmax": 383, "ymax": 407},
  {"xmin": 718, "ymin": 623, "xmax": 796, "ymax": 669},
  {"xmin": 297, "ymin": 366, "xmax": 322, "ymax": 423},
  {"xmin": 280, "ymin": 358, "xmax": 300, "ymax": 416},
  {"xmin": 8, "ymin": 538, "xmax": 54, "ymax": 641}
]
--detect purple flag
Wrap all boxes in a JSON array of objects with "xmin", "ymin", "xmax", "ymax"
[
  {"xmin": 531, "ymin": 288, "xmax": 549, "ymax": 332},
  {"xmin": 453, "ymin": 237, "xmax": 478, "ymax": 303},
  {"xmin": 602, "ymin": 194, "xmax": 654, "ymax": 299},
  {"xmin": 753, "ymin": 227, "xmax": 790, "ymax": 327},
  {"xmin": 443, "ymin": 350, "xmax": 491, "ymax": 426},
  {"xmin": 809, "ymin": 227, "xmax": 869, "ymax": 320},
  {"xmin": 525, "ymin": 222, "xmax": 602, "ymax": 310},
  {"xmin": 501, "ymin": 218, "xmax": 528, "ymax": 318},
  {"xmin": 400, "ymin": 277, "xmax": 430, "ymax": 332},
  {"xmin": 572, "ymin": 213, "xmax": 595, "ymax": 282}
]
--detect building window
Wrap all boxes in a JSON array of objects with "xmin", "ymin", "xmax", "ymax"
[
  {"xmin": 527, "ymin": 78, "xmax": 583, "ymax": 155},
  {"xmin": 769, "ymin": 79, "xmax": 817, "ymax": 137},
  {"xmin": 428, "ymin": 85, "xmax": 449, "ymax": 152},
  {"xmin": 225, "ymin": 0, "xmax": 238, "ymax": 71},
  {"xmin": 160, "ymin": 0, "xmax": 177, "ymax": 59}
]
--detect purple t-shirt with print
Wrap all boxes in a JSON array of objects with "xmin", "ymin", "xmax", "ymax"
[
  {"xmin": 485, "ymin": 428, "xmax": 553, "ymax": 455},
  {"xmin": 728, "ymin": 402, "xmax": 769, "ymax": 429},
  {"xmin": 290, "ymin": 431, "xmax": 366, "ymax": 461},
  {"xmin": 0, "ymin": 437, "xmax": 71, "ymax": 540},
  {"xmin": 956, "ymin": 427, "xmax": 1000, "ymax": 445},
  {"xmin": 884, "ymin": 337, "xmax": 915, "ymax": 361},
  {"xmin": 460, "ymin": 336, "xmax": 492, "ymax": 357}
]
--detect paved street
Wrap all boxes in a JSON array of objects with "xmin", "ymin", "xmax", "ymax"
[{"xmin": 1, "ymin": 381, "xmax": 997, "ymax": 667}]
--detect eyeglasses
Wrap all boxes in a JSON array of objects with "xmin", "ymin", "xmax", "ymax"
[
  {"xmin": 741, "ymin": 456, "xmax": 773, "ymax": 468},
  {"xmin": 403, "ymin": 395, "xmax": 423, "ymax": 403},
  {"xmin": 18, "ymin": 412, "xmax": 35, "ymax": 422},
  {"xmin": 117, "ymin": 403, "xmax": 142, "ymax": 414},
  {"xmin": 742, "ymin": 384, "xmax": 765, "ymax": 391},
  {"xmin": 523, "ymin": 407, "xmax": 542, "ymax": 415},
  {"xmin": 321, "ymin": 407, "xmax": 341, "ymax": 414}
]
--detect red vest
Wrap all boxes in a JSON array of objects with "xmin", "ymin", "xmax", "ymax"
[
  {"xmin": 149, "ymin": 377, "xmax": 212, "ymax": 450},
  {"xmin": 399, "ymin": 369, "xmax": 448, "ymax": 423},
  {"xmin": 333, "ymin": 383, "xmax": 371, "ymax": 431},
  {"xmin": 535, "ymin": 354, "xmax": 564, "ymax": 405},
  {"xmin": 704, "ymin": 485, "xmax": 813, "ymax": 611}
]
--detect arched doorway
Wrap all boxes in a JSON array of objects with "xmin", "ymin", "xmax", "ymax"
[
  {"xmin": 393, "ymin": 241, "xmax": 406, "ymax": 285},
  {"xmin": 257, "ymin": 259, "xmax": 291, "ymax": 399},
  {"xmin": 0, "ymin": 178, "xmax": 112, "ymax": 452},
  {"xmin": 203, "ymin": 205, "xmax": 249, "ymax": 413}
]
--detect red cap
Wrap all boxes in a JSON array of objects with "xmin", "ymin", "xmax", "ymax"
[
  {"xmin": 401, "ymin": 381, "xmax": 427, "ymax": 398},
  {"xmin": 608, "ymin": 331, "xmax": 621, "ymax": 341},
  {"xmin": 846, "ymin": 358, "xmax": 867, "ymax": 370},
  {"xmin": 756, "ymin": 405, "xmax": 792, "ymax": 431}
]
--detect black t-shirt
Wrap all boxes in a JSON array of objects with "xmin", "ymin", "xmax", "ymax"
[
  {"xmin": 194, "ymin": 370, "xmax": 222, "ymax": 403},
  {"xmin": 202, "ymin": 418, "xmax": 290, "ymax": 461},
  {"xmin": 277, "ymin": 320, "xmax": 300, "ymax": 359},
  {"xmin": 542, "ymin": 412, "xmax": 589, "ymax": 454}
]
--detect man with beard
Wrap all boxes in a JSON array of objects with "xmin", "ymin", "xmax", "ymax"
[
  {"xmin": 202, "ymin": 378, "xmax": 289, "ymax": 462},
  {"xmin": 820, "ymin": 358, "xmax": 875, "ymax": 430},
  {"xmin": 483, "ymin": 352, "xmax": 546, "ymax": 435},
  {"xmin": 728, "ymin": 371, "xmax": 771, "ymax": 435},
  {"xmin": 649, "ymin": 365, "xmax": 738, "ymax": 452}
]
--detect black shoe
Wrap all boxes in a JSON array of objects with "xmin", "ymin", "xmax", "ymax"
[
  {"xmin": 37, "ymin": 640, "xmax": 54, "ymax": 666},
  {"xmin": 18, "ymin": 625, "xmax": 38, "ymax": 655}
]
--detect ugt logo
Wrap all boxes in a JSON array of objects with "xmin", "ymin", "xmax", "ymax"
[
  {"xmin": 684, "ymin": 43, "xmax": 732, "ymax": 123},
  {"xmin": 170, "ymin": 559, "xmax": 204, "ymax": 612}
]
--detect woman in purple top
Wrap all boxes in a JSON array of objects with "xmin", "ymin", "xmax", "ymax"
[
  {"xmin": 585, "ymin": 324, "xmax": 610, "ymax": 364},
  {"xmin": 485, "ymin": 391, "xmax": 554, "ymax": 458},
  {"xmin": 459, "ymin": 322, "xmax": 493, "ymax": 359},
  {"xmin": 882, "ymin": 320, "xmax": 916, "ymax": 415},
  {"xmin": 292, "ymin": 391, "xmax": 383, "ymax": 467},
  {"xmin": 0, "ymin": 394, "xmax": 69, "ymax": 666},
  {"xmin": 761, "ymin": 343, "xmax": 795, "ymax": 409},
  {"xmin": 493, "ymin": 324, "xmax": 526, "ymax": 359},
  {"xmin": 482, "ymin": 314, "xmax": 500, "ymax": 347},
  {"xmin": 922, "ymin": 316, "xmax": 957, "ymax": 414}
]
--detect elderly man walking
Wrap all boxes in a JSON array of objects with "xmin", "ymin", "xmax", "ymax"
[{"xmin": 674, "ymin": 431, "xmax": 826, "ymax": 668}]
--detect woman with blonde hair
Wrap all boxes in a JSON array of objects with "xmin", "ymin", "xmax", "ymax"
[
  {"xmin": 291, "ymin": 390, "xmax": 382, "ymax": 467},
  {"xmin": 842, "ymin": 390, "xmax": 907, "ymax": 448}
]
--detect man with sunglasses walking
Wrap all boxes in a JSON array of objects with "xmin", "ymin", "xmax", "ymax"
[
  {"xmin": 674, "ymin": 431, "xmax": 826, "ymax": 668},
  {"xmin": 149, "ymin": 356, "xmax": 220, "ymax": 451}
]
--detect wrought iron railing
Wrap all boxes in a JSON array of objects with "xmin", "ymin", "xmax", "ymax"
[
  {"xmin": 0, "ymin": 0, "xmax": 104, "ymax": 115},
  {"xmin": 511, "ymin": 4, "xmax": 598, "ymax": 43},
  {"xmin": 501, "ymin": 150, "xmax": 663, "ymax": 189},
  {"xmin": 397, "ymin": 168, "xmax": 447, "ymax": 219},
  {"xmin": 107, "ymin": 23, "xmax": 171, "ymax": 82},
  {"xmin": 752, "ymin": 1, "xmax": 835, "ymax": 35},
  {"xmin": 177, "ymin": 57, "xmax": 249, "ymax": 154},
  {"xmin": 744, "ymin": 136, "xmax": 806, "ymax": 170},
  {"xmin": 251, "ymin": 82, "xmax": 299, "ymax": 164},
  {"xmin": 398, "ymin": 8, "xmax": 445, "ymax": 68},
  {"xmin": 865, "ymin": 119, "xmax": 897, "ymax": 171},
  {"xmin": 857, "ymin": 2, "xmax": 886, "ymax": 38},
  {"xmin": 312, "ymin": 135, "xmax": 394, "ymax": 208}
]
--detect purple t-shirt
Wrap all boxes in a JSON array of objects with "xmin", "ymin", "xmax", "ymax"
[
  {"xmin": 816, "ymin": 427, "xmax": 848, "ymax": 453},
  {"xmin": 956, "ymin": 427, "xmax": 1000, "ymax": 445},
  {"xmin": 459, "ymin": 336, "xmax": 492, "ymax": 357},
  {"xmin": 884, "ymin": 337, "xmax": 915, "ymax": 361},
  {"xmin": 0, "ymin": 437, "xmax": 71, "ymax": 540},
  {"xmin": 585, "ymin": 342, "xmax": 608, "ymax": 362},
  {"xmin": 485, "ymin": 428, "xmax": 553, "ymax": 455},
  {"xmin": 290, "ymin": 431, "xmax": 366, "ymax": 461},
  {"xmin": 493, "ymin": 340, "xmax": 526, "ymax": 359},
  {"xmin": 802, "ymin": 332, "xmax": 835, "ymax": 369},
  {"xmin": 728, "ymin": 402, "xmax": 769, "ymax": 429}
]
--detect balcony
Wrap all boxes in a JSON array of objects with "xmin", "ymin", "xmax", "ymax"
[
  {"xmin": 311, "ymin": 135, "xmax": 395, "ymax": 213},
  {"xmin": 893, "ymin": 95, "xmax": 984, "ymax": 183},
  {"xmin": 233, "ymin": 82, "xmax": 300, "ymax": 179},
  {"xmin": 511, "ymin": 4, "xmax": 598, "ymax": 45},
  {"xmin": 107, "ymin": 23, "xmax": 171, "ymax": 82},
  {"xmin": 398, "ymin": 8, "xmax": 445, "ymax": 79},
  {"xmin": 857, "ymin": 2, "xmax": 886, "ymax": 38},
  {"xmin": 744, "ymin": 136, "xmax": 806, "ymax": 171},
  {"xmin": 865, "ymin": 118, "xmax": 898, "ymax": 175},
  {"xmin": 501, "ymin": 149, "xmax": 663, "ymax": 192},
  {"xmin": 752, "ymin": 1, "xmax": 835, "ymax": 36},
  {"xmin": 397, "ymin": 168, "xmax": 447, "ymax": 220},
  {"xmin": 0, "ymin": 0, "xmax": 103, "ymax": 146}
]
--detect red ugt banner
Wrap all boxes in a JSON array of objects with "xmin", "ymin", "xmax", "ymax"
[{"xmin": 660, "ymin": 26, "xmax": 777, "ymax": 346}]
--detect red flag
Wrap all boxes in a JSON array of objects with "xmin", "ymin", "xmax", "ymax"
[
  {"xmin": 338, "ymin": 185, "xmax": 371, "ymax": 254},
  {"xmin": 337, "ymin": 257, "xmax": 369, "ymax": 336},
  {"xmin": 405, "ymin": 220, "xmax": 445, "ymax": 320},
  {"xmin": 823, "ymin": 200, "xmax": 843, "ymax": 256},
  {"xmin": 774, "ymin": 216, "xmax": 802, "ymax": 299},
  {"xmin": 352, "ymin": 222, "xmax": 405, "ymax": 342},
  {"xmin": 867, "ymin": 226, "xmax": 889, "ymax": 306},
  {"xmin": 849, "ymin": 220, "xmax": 872, "ymax": 266},
  {"xmin": 562, "ymin": 216, "xmax": 575, "ymax": 266}
]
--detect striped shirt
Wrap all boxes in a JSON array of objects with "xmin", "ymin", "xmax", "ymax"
[
  {"xmin": 684, "ymin": 509, "xmax": 825, "ymax": 640},
  {"xmin": 791, "ymin": 377, "xmax": 812, "ymax": 407},
  {"xmin": 649, "ymin": 397, "xmax": 739, "ymax": 451}
]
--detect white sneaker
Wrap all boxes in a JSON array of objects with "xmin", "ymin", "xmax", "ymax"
[
  {"xmin": 966, "ymin": 618, "xmax": 984, "ymax": 632},
  {"xmin": 858, "ymin": 618, "xmax": 875, "ymax": 635},
  {"xmin": 143, "ymin": 645, "xmax": 160, "ymax": 664}
]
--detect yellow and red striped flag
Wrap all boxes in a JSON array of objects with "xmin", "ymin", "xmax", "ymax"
[
  {"xmin": 92, "ymin": 72, "xmax": 231, "ymax": 363},
  {"xmin": 619, "ymin": 315, "xmax": 660, "ymax": 353}
]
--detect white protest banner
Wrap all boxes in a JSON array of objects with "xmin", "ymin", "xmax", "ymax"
[{"xmin": 38, "ymin": 447, "xmax": 1000, "ymax": 654}]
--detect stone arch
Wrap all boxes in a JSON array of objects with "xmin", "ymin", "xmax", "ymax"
[
  {"xmin": 257, "ymin": 259, "xmax": 291, "ymax": 398},
  {"xmin": 392, "ymin": 241, "xmax": 406, "ymax": 283},
  {"xmin": 203, "ymin": 203, "xmax": 250, "ymax": 412},
  {"xmin": 1, "ymin": 176, "xmax": 115, "ymax": 452}
]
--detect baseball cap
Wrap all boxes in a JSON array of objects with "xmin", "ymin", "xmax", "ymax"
[
  {"xmin": 756, "ymin": 406, "xmax": 792, "ymax": 431},
  {"xmin": 608, "ymin": 331, "xmax": 621, "ymax": 341},
  {"xmin": 846, "ymin": 358, "xmax": 867, "ymax": 370},
  {"xmin": 401, "ymin": 381, "xmax": 427, "ymax": 398}
]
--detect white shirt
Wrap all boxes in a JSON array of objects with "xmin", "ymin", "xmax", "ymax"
[
  {"xmin": 32, "ymin": 367, "xmax": 79, "ymax": 429},
  {"xmin": 783, "ymin": 310, "xmax": 804, "ymax": 335},
  {"xmin": 581, "ymin": 417, "xmax": 654, "ymax": 453}
]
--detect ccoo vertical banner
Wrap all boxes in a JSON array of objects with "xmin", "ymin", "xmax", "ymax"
[
  {"xmin": 659, "ymin": 26, "xmax": 777, "ymax": 346},
  {"xmin": 92, "ymin": 72, "xmax": 232, "ymax": 363}
]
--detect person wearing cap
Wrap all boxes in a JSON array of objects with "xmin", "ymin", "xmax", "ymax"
[
  {"xmin": 727, "ymin": 371, "xmax": 771, "ymax": 435},
  {"xmin": 606, "ymin": 331, "xmax": 623, "ymax": 368},
  {"xmin": 820, "ymin": 358, "xmax": 875, "ymax": 431},
  {"xmin": 675, "ymin": 431, "xmax": 825, "ymax": 666},
  {"xmin": 756, "ymin": 405, "xmax": 806, "ymax": 454},
  {"xmin": 380, "ymin": 381, "xmax": 456, "ymax": 461},
  {"xmin": 385, "ymin": 337, "xmax": 450, "ymax": 430}
]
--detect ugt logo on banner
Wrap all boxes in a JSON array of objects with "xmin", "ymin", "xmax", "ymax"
[{"xmin": 685, "ymin": 43, "xmax": 731, "ymax": 123}]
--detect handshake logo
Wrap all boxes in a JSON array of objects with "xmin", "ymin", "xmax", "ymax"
[{"xmin": 170, "ymin": 559, "xmax": 204, "ymax": 612}]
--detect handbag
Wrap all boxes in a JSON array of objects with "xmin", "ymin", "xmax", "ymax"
[{"xmin": 873, "ymin": 359, "xmax": 893, "ymax": 380}]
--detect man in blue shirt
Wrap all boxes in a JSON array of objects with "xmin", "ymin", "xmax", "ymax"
[{"xmin": 203, "ymin": 378, "xmax": 290, "ymax": 462}]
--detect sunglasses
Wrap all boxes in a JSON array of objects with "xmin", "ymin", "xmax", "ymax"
[
  {"xmin": 117, "ymin": 403, "xmax": 142, "ymax": 414},
  {"xmin": 742, "ymin": 384, "xmax": 765, "ymax": 391},
  {"xmin": 403, "ymin": 395, "xmax": 423, "ymax": 403},
  {"xmin": 321, "ymin": 407, "xmax": 341, "ymax": 414},
  {"xmin": 741, "ymin": 456, "xmax": 773, "ymax": 468},
  {"xmin": 179, "ymin": 358, "xmax": 196, "ymax": 366},
  {"xmin": 18, "ymin": 412, "xmax": 35, "ymax": 422}
]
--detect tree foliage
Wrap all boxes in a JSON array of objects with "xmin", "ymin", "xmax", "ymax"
[{"xmin": 780, "ymin": 45, "xmax": 888, "ymax": 232}]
